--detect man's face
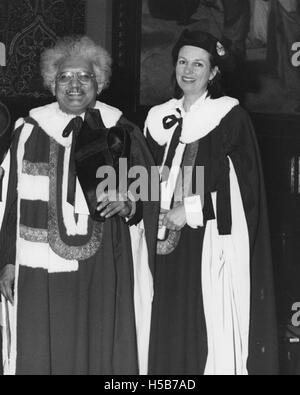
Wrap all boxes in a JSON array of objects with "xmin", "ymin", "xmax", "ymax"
[{"xmin": 55, "ymin": 57, "xmax": 99, "ymax": 115}]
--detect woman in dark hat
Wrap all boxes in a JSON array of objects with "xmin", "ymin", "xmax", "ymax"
[{"xmin": 146, "ymin": 29, "xmax": 278, "ymax": 375}]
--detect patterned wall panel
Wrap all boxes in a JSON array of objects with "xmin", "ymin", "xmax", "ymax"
[{"xmin": 0, "ymin": 0, "xmax": 85, "ymax": 98}]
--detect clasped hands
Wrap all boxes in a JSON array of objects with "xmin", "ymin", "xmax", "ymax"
[
  {"xmin": 159, "ymin": 204, "xmax": 187, "ymax": 232},
  {"xmin": 97, "ymin": 190, "xmax": 133, "ymax": 219}
]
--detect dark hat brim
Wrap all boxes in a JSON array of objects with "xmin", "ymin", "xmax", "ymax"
[{"xmin": 172, "ymin": 29, "xmax": 235, "ymax": 72}]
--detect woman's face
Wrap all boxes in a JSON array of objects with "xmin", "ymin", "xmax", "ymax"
[
  {"xmin": 176, "ymin": 45, "xmax": 218, "ymax": 99},
  {"xmin": 55, "ymin": 57, "xmax": 100, "ymax": 115}
]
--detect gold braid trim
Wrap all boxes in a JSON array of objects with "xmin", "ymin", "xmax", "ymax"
[
  {"xmin": 20, "ymin": 225, "xmax": 48, "ymax": 243},
  {"xmin": 22, "ymin": 160, "xmax": 49, "ymax": 176},
  {"xmin": 48, "ymin": 138, "xmax": 104, "ymax": 261}
]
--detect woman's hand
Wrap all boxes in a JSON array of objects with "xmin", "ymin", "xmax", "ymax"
[
  {"xmin": 162, "ymin": 205, "xmax": 187, "ymax": 231},
  {"xmin": 97, "ymin": 190, "xmax": 132, "ymax": 219},
  {"xmin": 0, "ymin": 264, "xmax": 15, "ymax": 305},
  {"xmin": 159, "ymin": 209, "xmax": 169, "ymax": 229}
]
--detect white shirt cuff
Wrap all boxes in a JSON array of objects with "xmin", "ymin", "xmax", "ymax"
[
  {"xmin": 184, "ymin": 195, "xmax": 204, "ymax": 229},
  {"xmin": 126, "ymin": 191, "xmax": 137, "ymax": 221}
]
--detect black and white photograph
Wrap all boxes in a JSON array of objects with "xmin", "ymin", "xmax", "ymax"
[
  {"xmin": 0, "ymin": 0, "xmax": 299, "ymax": 377},
  {"xmin": 140, "ymin": 0, "xmax": 300, "ymax": 113}
]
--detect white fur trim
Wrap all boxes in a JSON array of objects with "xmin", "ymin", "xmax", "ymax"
[
  {"xmin": 202, "ymin": 158, "xmax": 250, "ymax": 376},
  {"xmin": 145, "ymin": 99, "xmax": 180, "ymax": 146},
  {"xmin": 75, "ymin": 178, "xmax": 90, "ymax": 215},
  {"xmin": 18, "ymin": 238, "xmax": 78, "ymax": 273},
  {"xmin": 146, "ymin": 96, "xmax": 239, "ymax": 145},
  {"xmin": 18, "ymin": 174, "xmax": 49, "ymax": 202},
  {"xmin": 1, "ymin": 296, "xmax": 14, "ymax": 375},
  {"xmin": 95, "ymin": 101, "xmax": 123, "ymax": 128},
  {"xmin": 29, "ymin": 101, "xmax": 123, "ymax": 147},
  {"xmin": 181, "ymin": 97, "xmax": 239, "ymax": 144},
  {"xmin": 184, "ymin": 195, "xmax": 203, "ymax": 229},
  {"xmin": 130, "ymin": 221, "xmax": 153, "ymax": 375},
  {"xmin": 15, "ymin": 118, "xmax": 25, "ymax": 130}
]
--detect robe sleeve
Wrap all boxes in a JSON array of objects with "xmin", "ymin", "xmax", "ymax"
[
  {"xmin": 0, "ymin": 126, "xmax": 22, "ymax": 270},
  {"xmin": 223, "ymin": 107, "xmax": 263, "ymax": 254},
  {"xmin": 145, "ymin": 128, "xmax": 166, "ymax": 167},
  {"xmin": 222, "ymin": 106, "xmax": 279, "ymax": 375},
  {"xmin": 118, "ymin": 117, "xmax": 160, "ymax": 276},
  {"xmin": 116, "ymin": 118, "xmax": 144, "ymax": 226},
  {"xmin": 127, "ymin": 129, "xmax": 144, "ymax": 227}
]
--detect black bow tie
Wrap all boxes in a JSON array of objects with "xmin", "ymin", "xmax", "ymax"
[
  {"xmin": 161, "ymin": 109, "xmax": 183, "ymax": 182},
  {"xmin": 62, "ymin": 108, "xmax": 106, "ymax": 139},
  {"xmin": 62, "ymin": 116, "xmax": 83, "ymax": 138},
  {"xmin": 163, "ymin": 110, "xmax": 182, "ymax": 130}
]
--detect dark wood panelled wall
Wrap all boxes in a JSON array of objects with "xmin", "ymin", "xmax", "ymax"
[
  {"xmin": 253, "ymin": 113, "xmax": 300, "ymax": 375},
  {"xmin": 0, "ymin": 0, "xmax": 85, "ymax": 120}
]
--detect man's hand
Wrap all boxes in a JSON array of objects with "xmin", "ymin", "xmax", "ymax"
[
  {"xmin": 163, "ymin": 204, "xmax": 187, "ymax": 231},
  {"xmin": 0, "ymin": 264, "xmax": 15, "ymax": 305},
  {"xmin": 97, "ymin": 190, "xmax": 132, "ymax": 219}
]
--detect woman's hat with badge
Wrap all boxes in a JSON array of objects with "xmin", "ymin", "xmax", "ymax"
[{"xmin": 172, "ymin": 29, "xmax": 235, "ymax": 72}]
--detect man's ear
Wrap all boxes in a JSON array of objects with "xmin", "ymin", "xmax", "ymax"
[
  {"xmin": 97, "ymin": 82, "xmax": 105, "ymax": 95},
  {"xmin": 51, "ymin": 83, "xmax": 56, "ymax": 96}
]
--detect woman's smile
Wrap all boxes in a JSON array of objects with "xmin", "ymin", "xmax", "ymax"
[{"xmin": 181, "ymin": 76, "xmax": 197, "ymax": 83}]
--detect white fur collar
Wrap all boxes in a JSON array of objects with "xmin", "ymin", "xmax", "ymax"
[
  {"xmin": 146, "ymin": 95, "xmax": 239, "ymax": 145},
  {"xmin": 29, "ymin": 101, "xmax": 123, "ymax": 147}
]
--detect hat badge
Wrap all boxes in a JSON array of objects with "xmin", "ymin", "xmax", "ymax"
[{"xmin": 216, "ymin": 41, "xmax": 226, "ymax": 57}]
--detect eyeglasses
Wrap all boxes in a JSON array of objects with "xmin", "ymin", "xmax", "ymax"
[{"xmin": 56, "ymin": 71, "xmax": 96, "ymax": 85}]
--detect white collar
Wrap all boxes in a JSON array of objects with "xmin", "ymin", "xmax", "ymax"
[
  {"xmin": 29, "ymin": 101, "xmax": 123, "ymax": 147},
  {"xmin": 146, "ymin": 95, "xmax": 239, "ymax": 145},
  {"xmin": 177, "ymin": 91, "xmax": 208, "ymax": 115}
]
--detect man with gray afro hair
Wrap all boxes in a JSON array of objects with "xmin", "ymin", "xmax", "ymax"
[
  {"xmin": 41, "ymin": 35, "xmax": 112, "ymax": 95},
  {"xmin": 0, "ymin": 35, "xmax": 159, "ymax": 375}
]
